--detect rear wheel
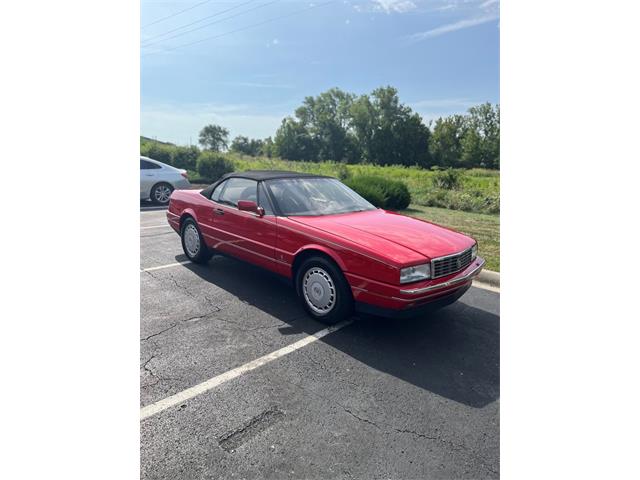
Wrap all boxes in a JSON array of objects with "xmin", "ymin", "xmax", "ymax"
[
  {"xmin": 180, "ymin": 218, "xmax": 213, "ymax": 264},
  {"xmin": 151, "ymin": 182, "xmax": 173, "ymax": 205},
  {"xmin": 296, "ymin": 256, "xmax": 353, "ymax": 325}
]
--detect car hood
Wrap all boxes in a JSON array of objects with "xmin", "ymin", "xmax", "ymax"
[{"xmin": 289, "ymin": 209, "xmax": 475, "ymax": 262}]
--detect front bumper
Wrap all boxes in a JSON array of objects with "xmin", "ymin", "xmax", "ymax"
[
  {"xmin": 348, "ymin": 256, "xmax": 485, "ymax": 317},
  {"xmin": 355, "ymin": 283, "xmax": 471, "ymax": 319}
]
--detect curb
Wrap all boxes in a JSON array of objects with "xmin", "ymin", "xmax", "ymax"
[{"xmin": 476, "ymin": 269, "xmax": 500, "ymax": 288}]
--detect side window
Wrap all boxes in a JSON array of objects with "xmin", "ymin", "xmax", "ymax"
[
  {"xmin": 140, "ymin": 159, "xmax": 161, "ymax": 170},
  {"xmin": 210, "ymin": 181, "xmax": 226, "ymax": 202},
  {"xmin": 218, "ymin": 178, "xmax": 257, "ymax": 207},
  {"xmin": 258, "ymin": 182, "xmax": 275, "ymax": 215}
]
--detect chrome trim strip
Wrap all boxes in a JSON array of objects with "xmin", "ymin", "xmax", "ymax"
[
  {"xmin": 166, "ymin": 211, "xmax": 179, "ymax": 218},
  {"xmin": 399, "ymin": 258, "xmax": 485, "ymax": 295}
]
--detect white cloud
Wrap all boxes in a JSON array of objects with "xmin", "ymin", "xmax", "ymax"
[
  {"xmin": 373, "ymin": 0, "xmax": 417, "ymax": 14},
  {"xmin": 406, "ymin": 13, "xmax": 499, "ymax": 42},
  {"xmin": 480, "ymin": 0, "xmax": 498, "ymax": 8}
]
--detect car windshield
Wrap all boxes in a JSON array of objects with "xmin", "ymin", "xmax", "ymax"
[{"xmin": 266, "ymin": 177, "xmax": 376, "ymax": 216}]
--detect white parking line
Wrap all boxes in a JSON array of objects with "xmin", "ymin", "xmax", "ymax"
[
  {"xmin": 140, "ymin": 319, "xmax": 352, "ymax": 420},
  {"xmin": 141, "ymin": 261, "xmax": 191, "ymax": 272},
  {"xmin": 140, "ymin": 224, "xmax": 171, "ymax": 230}
]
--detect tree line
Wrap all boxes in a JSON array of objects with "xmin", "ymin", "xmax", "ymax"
[{"xmin": 155, "ymin": 86, "xmax": 500, "ymax": 170}]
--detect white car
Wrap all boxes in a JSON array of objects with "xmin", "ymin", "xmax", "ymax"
[{"xmin": 140, "ymin": 156, "xmax": 191, "ymax": 205}]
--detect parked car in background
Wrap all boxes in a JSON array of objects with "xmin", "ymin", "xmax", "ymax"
[
  {"xmin": 166, "ymin": 171, "xmax": 485, "ymax": 324},
  {"xmin": 140, "ymin": 156, "xmax": 190, "ymax": 205}
]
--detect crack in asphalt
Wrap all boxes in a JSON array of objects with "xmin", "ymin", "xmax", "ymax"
[
  {"xmin": 143, "ymin": 269, "xmax": 299, "ymax": 334},
  {"xmin": 141, "ymin": 323, "xmax": 178, "ymax": 342},
  {"xmin": 140, "ymin": 354, "xmax": 183, "ymax": 390},
  {"xmin": 278, "ymin": 374, "xmax": 498, "ymax": 475},
  {"xmin": 341, "ymin": 406, "xmax": 381, "ymax": 430},
  {"xmin": 140, "ymin": 355, "xmax": 160, "ymax": 388}
]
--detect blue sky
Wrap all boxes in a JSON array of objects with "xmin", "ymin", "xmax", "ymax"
[{"xmin": 141, "ymin": 0, "xmax": 499, "ymax": 145}]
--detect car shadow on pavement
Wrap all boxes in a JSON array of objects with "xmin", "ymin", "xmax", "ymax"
[{"xmin": 181, "ymin": 254, "xmax": 500, "ymax": 408}]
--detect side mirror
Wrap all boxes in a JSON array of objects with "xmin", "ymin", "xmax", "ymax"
[{"xmin": 237, "ymin": 200, "xmax": 264, "ymax": 217}]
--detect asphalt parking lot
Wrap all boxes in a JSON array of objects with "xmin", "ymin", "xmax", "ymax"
[{"xmin": 140, "ymin": 208, "xmax": 500, "ymax": 479}]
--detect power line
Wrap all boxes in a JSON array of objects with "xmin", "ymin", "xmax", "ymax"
[
  {"xmin": 141, "ymin": 0, "xmax": 335, "ymax": 57},
  {"xmin": 142, "ymin": 0, "xmax": 216, "ymax": 29},
  {"xmin": 141, "ymin": 0, "xmax": 261, "ymax": 45},
  {"xmin": 141, "ymin": 0, "xmax": 275, "ymax": 48}
]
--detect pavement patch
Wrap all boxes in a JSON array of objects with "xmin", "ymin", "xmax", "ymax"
[{"xmin": 218, "ymin": 406, "xmax": 285, "ymax": 453}]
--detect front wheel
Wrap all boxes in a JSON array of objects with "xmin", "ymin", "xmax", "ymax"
[
  {"xmin": 151, "ymin": 182, "xmax": 173, "ymax": 205},
  {"xmin": 181, "ymin": 218, "xmax": 213, "ymax": 264},
  {"xmin": 296, "ymin": 256, "xmax": 353, "ymax": 325}
]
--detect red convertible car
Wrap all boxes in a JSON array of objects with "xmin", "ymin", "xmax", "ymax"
[{"xmin": 167, "ymin": 171, "xmax": 485, "ymax": 324}]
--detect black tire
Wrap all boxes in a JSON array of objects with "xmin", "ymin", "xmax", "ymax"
[
  {"xmin": 180, "ymin": 218, "xmax": 213, "ymax": 264},
  {"xmin": 151, "ymin": 182, "xmax": 173, "ymax": 205},
  {"xmin": 295, "ymin": 255, "xmax": 353, "ymax": 325}
]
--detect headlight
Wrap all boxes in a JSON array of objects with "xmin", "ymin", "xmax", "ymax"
[
  {"xmin": 471, "ymin": 243, "xmax": 478, "ymax": 259},
  {"xmin": 400, "ymin": 264, "xmax": 431, "ymax": 284}
]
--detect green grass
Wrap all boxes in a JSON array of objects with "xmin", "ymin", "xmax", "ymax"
[{"xmin": 401, "ymin": 204, "xmax": 500, "ymax": 272}]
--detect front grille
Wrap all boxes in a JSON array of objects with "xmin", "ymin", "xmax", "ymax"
[{"xmin": 432, "ymin": 248, "xmax": 473, "ymax": 279}]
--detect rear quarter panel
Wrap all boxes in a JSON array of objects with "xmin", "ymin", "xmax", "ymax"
[{"xmin": 167, "ymin": 190, "xmax": 210, "ymax": 233}]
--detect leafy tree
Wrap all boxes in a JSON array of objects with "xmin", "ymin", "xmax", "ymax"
[
  {"xmin": 199, "ymin": 124, "xmax": 229, "ymax": 152},
  {"xmin": 466, "ymin": 103, "xmax": 500, "ymax": 168},
  {"xmin": 366, "ymin": 86, "xmax": 432, "ymax": 167},
  {"xmin": 275, "ymin": 86, "xmax": 433, "ymax": 167},
  {"xmin": 274, "ymin": 117, "xmax": 319, "ymax": 161},
  {"xmin": 294, "ymin": 88, "xmax": 358, "ymax": 162},
  {"xmin": 430, "ymin": 103, "xmax": 500, "ymax": 169},
  {"xmin": 260, "ymin": 137, "xmax": 276, "ymax": 158},
  {"xmin": 430, "ymin": 115, "xmax": 467, "ymax": 168},
  {"xmin": 230, "ymin": 135, "xmax": 263, "ymax": 156}
]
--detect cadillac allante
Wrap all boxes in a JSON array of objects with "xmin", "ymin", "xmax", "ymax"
[{"xmin": 167, "ymin": 171, "xmax": 485, "ymax": 324}]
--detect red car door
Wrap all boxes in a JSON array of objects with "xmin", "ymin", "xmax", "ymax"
[{"xmin": 210, "ymin": 178, "xmax": 279, "ymax": 273}]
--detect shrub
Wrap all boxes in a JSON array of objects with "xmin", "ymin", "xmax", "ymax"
[
  {"xmin": 171, "ymin": 145, "xmax": 199, "ymax": 171},
  {"xmin": 140, "ymin": 141, "xmax": 173, "ymax": 165},
  {"xmin": 346, "ymin": 176, "xmax": 411, "ymax": 210},
  {"xmin": 196, "ymin": 152, "xmax": 235, "ymax": 182},
  {"xmin": 432, "ymin": 168, "xmax": 463, "ymax": 190}
]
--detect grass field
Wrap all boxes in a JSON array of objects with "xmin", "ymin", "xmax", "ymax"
[
  {"xmin": 401, "ymin": 205, "xmax": 500, "ymax": 271},
  {"xmin": 189, "ymin": 153, "xmax": 500, "ymax": 215}
]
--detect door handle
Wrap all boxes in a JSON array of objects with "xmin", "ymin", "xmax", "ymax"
[{"xmin": 214, "ymin": 208, "xmax": 225, "ymax": 215}]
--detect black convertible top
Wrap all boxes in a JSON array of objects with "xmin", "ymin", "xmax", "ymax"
[
  {"xmin": 200, "ymin": 170, "xmax": 332, "ymax": 198},
  {"xmin": 223, "ymin": 170, "xmax": 330, "ymax": 181}
]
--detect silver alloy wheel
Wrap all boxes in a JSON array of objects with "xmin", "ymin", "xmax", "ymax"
[
  {"xmin": 183, "ymin": 224, "xmax": 200, "ymax": 257},
  {"xmin": 154, "ymin": 184, "xmax": 172, "ymax": 203},
  {"xmin": 302, "ymin": 267, "xmax": 336, "ymax": 315}
]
